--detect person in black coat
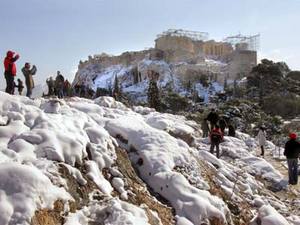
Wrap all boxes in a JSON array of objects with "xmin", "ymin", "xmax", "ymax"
[
  {"xmin": 228, "ymin": 123, "xmax": 236, "ymax": 137},
  {"xmin": 218, "ymin": 117, "xmax": 227, "ymax": 134},
  {"xmin": 284, "ymin": 133, "xmax": 300, "ymax": 185},
  {"xmin": 16, "ymin": 79, "xmax": 24, "ymax": 95},
  {"xmin": 206, "ymin": 109, "xmax": 219, "ymax": 131}
]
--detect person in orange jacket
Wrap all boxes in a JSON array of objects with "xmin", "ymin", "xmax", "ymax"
[
  {"xmin": 3, "ymin": 50, "xmax": 20, "ymax": 94},
  {"xmin": 209, "ymin": 125, "xmax": 224, "ymax": 158}
]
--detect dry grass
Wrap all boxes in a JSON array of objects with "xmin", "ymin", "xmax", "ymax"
[
  {"xmin": 115, "ymin": 147, "xmax": 175, "ymax": 225},
  {"xmin": 31, "ymin": 201, "xmax": 65, "ymax": 225}
]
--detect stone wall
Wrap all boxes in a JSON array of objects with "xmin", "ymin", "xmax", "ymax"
[
  {"xmin": 155, "ymin": 35, "xmax": 234, "ymax": 62},
  {"xmin": 155, "ymin": 35, "xmax": 196, "ymax": 54},
  {"xmin": 202, "ymin": 41, "xmax": 233, "ymax": 58},
  {"xmin": 227, "ymin": 50, "xmax": 257, "ymax": 80},
  {"xmin": 78, "ymin": 48, "xmax": 164, "ymax": 70}
]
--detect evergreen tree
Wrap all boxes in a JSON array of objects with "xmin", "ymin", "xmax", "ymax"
[
  {"xmin": 233, "ymin": 79, "xmax": 237, "ymax": 97},
  {"xmin": 186, "ymin": 80, "xmax": 192, "ymax": 92},
  {"xmin": 107, "ymin": 84, "xmax": 113, "ymax": 97},
  {"xmin": 147, "ymin": 79, "xmax": 160, "ymax": 111},
  {"xmin": 113, "ymin": 75, "xmax": 120, "ymax": 100},
  {"xmin": 224, "ymin": 77, "xmax": 228, "ymax": 91},
  {"xmin": 259, "ymin": 75, "xmax": 264, "ymax": 106}
]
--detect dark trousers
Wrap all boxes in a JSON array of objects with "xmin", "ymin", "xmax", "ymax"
[
  {"xmin": 210, "ymin": 142, "xmax": 220, "ymax": 158},
  {"xmin": 57, "ymin": 88, "xmax": 64, "ymax": 98},
  {"xmin": 47, "ymin": 86, "xmax": 54, "ymax": 96},
  {"xmin": 202, "ymin": 129, "xmax": 209, "ymax": 138},
  {"xmin": 287, "ymin": 158, "xmax": 298, "ymax": 185},
  {"xmin": 26, "ymin": 87, "xmax": 33, "ymax": 98},
  {"xmin": 5, "ymin": 73, "xmax": 14, "ymax": 94},
  {"xmin": 260, "ymin": 146, "xmax": 264, "ymax": 156}
]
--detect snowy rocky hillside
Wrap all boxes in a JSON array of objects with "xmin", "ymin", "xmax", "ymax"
[
  {"xmin": 0, "ymin": 91, "xmax": 299, "ymax": 225},
  {"xmin": 74, "ymin": 58, "xmax": 224, "ymax": 103}
]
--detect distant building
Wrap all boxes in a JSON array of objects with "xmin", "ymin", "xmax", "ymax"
[{"xmin": 155, "ymin": 29, "xmax": 259, "ymax": 81}]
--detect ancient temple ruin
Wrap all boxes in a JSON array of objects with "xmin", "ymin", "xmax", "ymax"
[{"xmin": 154, "ymin": 29, "xmax": 259, "ymax": 80}]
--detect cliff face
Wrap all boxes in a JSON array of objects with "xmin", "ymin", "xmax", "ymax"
[{"xmin": 74, "ymin": 49, "xmax": 227, "ymax": 104}]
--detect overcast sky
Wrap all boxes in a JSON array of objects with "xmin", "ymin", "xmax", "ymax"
[{"xmin": 0, "ymin": 0, "xmax": 299, "ymax": 88}]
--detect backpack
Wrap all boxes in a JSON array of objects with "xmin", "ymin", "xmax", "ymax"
[{"xmin": 211, "ymin": 131, "xmax": 222, "ymax": 143}]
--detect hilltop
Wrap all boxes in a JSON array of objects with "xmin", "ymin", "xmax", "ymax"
[{"xmin": 73, "ymin": 29, "xmax": 258, "ymax": 105}]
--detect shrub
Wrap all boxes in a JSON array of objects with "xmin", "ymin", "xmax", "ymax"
[
  {"xmin": 262, "ymin": 94, "xmax": 300, "ymax": 118},
  {"xmin": 161, "ymin": 91, "xmax": 190, "ymax": 112}
]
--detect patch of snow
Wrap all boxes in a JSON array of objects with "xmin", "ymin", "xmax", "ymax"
[{"xmin": 0, "ymin": 163, "xmax": 71, "ymax": 225}]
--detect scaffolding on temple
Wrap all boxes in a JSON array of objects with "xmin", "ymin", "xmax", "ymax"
[
  {"xmin": 157, "ymin": 29, "xmax": 209, "ymax": 41},
  {"xmin": 223, "ymin": 34, "xmax": 260, "ymax": 51}
]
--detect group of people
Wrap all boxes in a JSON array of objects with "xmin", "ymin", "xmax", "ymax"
[
  {"xmin": 203, "ymin": 108, "xmax": 300, "ymax": 186},
  {"xmin": 45, "ymin": 73, "xmax": 94, "ymax": 99},
  {"xmin": 3, "ymin": 50, "xmax": 92, "ymax": 99},
  {"xmin": 45, "ymin": 71, "xmax": 72, "ymax": 98},
  {"xmin": 201, "ymin": 109, "xmax": 236, "ymax": 158},
  {"xmin": 251, "ymin": 126, "xmax": 299, "ymax": 186},
  {"xmin": 202, "ymin": 109, "xmax": 236, "ymax": 138},
  {"xmin": 3, "ymin": 50, "xmax": 37, "ymax": 98}
]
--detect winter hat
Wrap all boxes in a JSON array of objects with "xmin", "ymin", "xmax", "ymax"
[
  {"xmin": 6, "ymin": 51, "xmax": 14, "ymax": 57},
  {"xmin": 289, "ymin": 133, "xmax": 297, "ymax": 140}
]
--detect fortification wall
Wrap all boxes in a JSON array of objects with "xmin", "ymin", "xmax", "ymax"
[
  {"xmin": 78, "ymin": 48, "xmax": 164, "ymax": 70},
  {"xmin": 155, "ymin": 35, "xmax": 197, "ymax": 54},
  {"xmin": 228, "ymin": 50, "xmax": 257, "ymax": 80},
  {"xmin": 155, "ymin": 35, "xmax": 234, "ymax": 62}
]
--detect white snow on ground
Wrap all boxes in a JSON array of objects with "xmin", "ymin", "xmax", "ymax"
[
  {"xmin": 78, "ymin": 59, "xmax": 173, "ymax": 95},
  {"xmin": 0, "ymin": 91, "xmax": 299, "ymax": 225},
  {"xmin": 105, "ymin": 116, "xmax": 228, "ymax": 224},
  {"xmin": 0, "ymin": 163, "xmax": 71, "ymax": 225},
  {"xmin": 64, "ymin": 197, "xmax": 150, "ymax": 225},
  {"xmin": 250, "ymin": 205, "xmax": 290, "ymax": 225}
]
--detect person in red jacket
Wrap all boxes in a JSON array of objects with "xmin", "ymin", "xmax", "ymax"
[
  {"xmin": 209, "ymin": 125, "xmax": 224, "ymax": 158},
  {"xmin": 4, "ymin": 50, "xmax": 20, "ymax": 94}
]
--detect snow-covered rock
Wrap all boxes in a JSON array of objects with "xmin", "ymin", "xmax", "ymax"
[
  {"xmin": 74, "ymin": 56, "xmax": 226, "ymax": 104},
  {"xmin": 0, "ymin": 91, "xmax": 299, "ymax": 225}
]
